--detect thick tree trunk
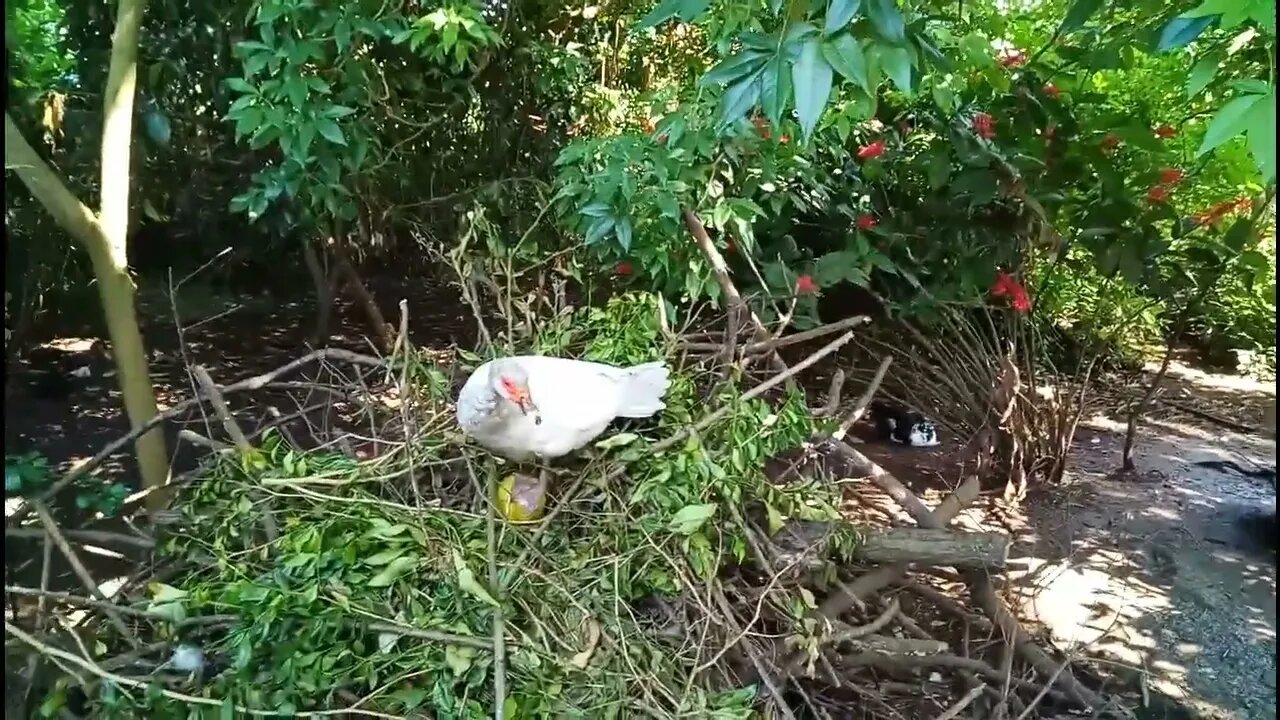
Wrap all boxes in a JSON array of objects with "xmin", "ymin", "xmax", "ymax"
[{"xmin": 3, "ymin": 0, "xmax": 169, "ymax": 509}]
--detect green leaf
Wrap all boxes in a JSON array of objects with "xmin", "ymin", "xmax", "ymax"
[
  {"xmin": 824, "ymin": 0, "xmax": 863, "ymax": 35},
  {"xmin": 765, "ymin": 502, "xmax": 785, "ymax": 536},
  {"xmin": 452, "ymin": 550, "xmax": 500, "ymax": 606},
  {"xmin": 702, "ymin": 50, "xmax": 771, "ymax": 87},
  {"xmin": 581, "ymin": 202, "xmax": 611, "ymax": 218},
  {"xmin": 1186, "ymin": 54, "xmax": 1221, "ymax": 97},
  {"xmin": 792, "ymin": 37, "xmax": 834, "ymax": 139},
  {"xmin": 584, "ymin": 216, "xmax": 615, "ymax": 245},
  {"xmin": 1197, "ymin": 93, "xmax": 1265, "ymax": 156},
  {"xmin": 444, "ymin": 645, "xmax": 476, "ymax": 677},
  {"xmin": 718, "ymin": 69, "xmax": 764, "ymax": 128},
  {"xmin": 314, "ymin": 117, "xmax": 347, "ymax": 146},
  {"xmin": 1058, "ymin": 0, "xmax": 1105, "ymax": 35},
  {"xmin": 676, "ymin": 0, "xmax": 713, "ymax": 20},
  {"xmin": 615, "ymin": 216, "xmax": 634, "ymax": 251},
  {"xmin": 225, "ymin": 77, "xmax": 255, "ymax": 94},
  {"xmin": 1245, "ymin": 92, "xmax": 1276, "ymax": 182},
  {"xmin": 866, "ymin": 0, "xmax": 905, "ymax": 42},
  {"xmin": 1156, "ymin": 15, "xmax": 1217, "ymax": 52},
  {"xmin": 365, "ymin": 548, "xmax": 406, "ymax": 566},
  {"xmin": 879, "ymin": 45, "xmax": 912, "ymax": 93},
  {"xmin": 368, "ymin": 555, "xmax": 417, "ymax": 587},
  {"xmin": 638, "ymin": 0, "xmax": 685, "ymax": 29},
  {"xmin": 821, "ymin": 34, "xmax": 869, "ymax": 92},
  {"xmin": 669, "ymin": 503, "xmax": 717, "ymax": 534},
  {"xmin": 760, "ymin": 54, "xmax": 790, "ymax": 126},
  {"xmin": 1232, "ymin": 79, "xmax": 1271, "ymax": 95}
]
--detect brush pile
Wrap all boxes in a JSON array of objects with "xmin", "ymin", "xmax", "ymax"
[{"xmin": 4, "ymin": 264, "xmax": 1128, "ymax": 719}]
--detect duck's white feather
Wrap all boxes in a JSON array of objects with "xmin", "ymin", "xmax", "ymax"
[{"xmin": 456, "ymin": 355, "xmax": 670, "ymax": 461}]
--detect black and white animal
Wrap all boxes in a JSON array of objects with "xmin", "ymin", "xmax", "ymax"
[{"xmin": 869, "ymin": 400, "xmax": 940, "ymax": 448}]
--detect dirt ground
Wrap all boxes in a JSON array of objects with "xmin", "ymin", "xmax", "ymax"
[
  {"xmin": 1010, "ymin": 362, "xmax": 1277, "ymax": 720},
  {"xmin": 4, "ymin": 278, "xmax": 1276, "ymax": 718}
]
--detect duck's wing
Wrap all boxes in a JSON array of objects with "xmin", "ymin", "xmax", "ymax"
[{"xmin": 519, "ymin": 357, "xmax": 628, "ymax": 433}]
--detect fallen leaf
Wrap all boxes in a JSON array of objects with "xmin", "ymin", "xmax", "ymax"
[
  {"xmin": 595, "ymin": 432, "xmax": 640, "ymax": 450},
  {"xmin": 452, "ymin": 550, "xmax": 500, "ymax": 606},
  {"xmin": 570, "ymin": 617, "xmax": 601, "ymax": 669}
]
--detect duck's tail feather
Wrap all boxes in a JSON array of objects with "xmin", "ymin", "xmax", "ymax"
[{"xmin": 615, "ymin": 361, "xmax": 672, "ymax": 418}]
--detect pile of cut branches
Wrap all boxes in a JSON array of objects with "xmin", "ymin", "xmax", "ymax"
[{"xmin": 4, "ymin": 216, "xmax": 1131, "ymax": 720}]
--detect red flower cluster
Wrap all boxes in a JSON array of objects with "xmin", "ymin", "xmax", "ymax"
[
  {"xmin": 857, "ymin": 140, "xmax": 887, "ymax": 160},
  {"xmin": 1043, "ymin": 82, "xmax": 1060, "ymax": 98},
  {"xmin": 972, "ymin": 112, "xmax": 996, "ymax": 140},
  {"xmin": 615, "ymin": 261, "xmax": 633, "ymax": 276},
  {"xmin": 856, "ymin": 214, "xmax": 878, "ymax": 231},
  {"xmin": 1101, "ymin": 133, "xmax": 1121, "ymax": 151},
  {"xmin": 795, "ymin": 275, "xmax": 819, "ymax": 295},
  {"xmin": 1193, "ymin": 197, "xmax": 1253, "ymax": 226},
  {"xmin": 1155, "ymin": 125, "xmax": 1177, "ymax": 140},
  {"xmin": 1148, "ymin": 166, "xmax": 1183, "ymax": 203},
  {"xmin": 990, "ymin": 271, "xmax": 1031, "ymax": 313}
]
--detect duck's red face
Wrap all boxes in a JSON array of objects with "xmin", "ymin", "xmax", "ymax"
[{"xmin": 499, "ymin": 375, "xmax": 537, "ymax": 415}]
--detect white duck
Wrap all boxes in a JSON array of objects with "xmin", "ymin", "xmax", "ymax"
[{"xmin": 456, "ymin": 355, "xmax": 672, "ymax": 462}]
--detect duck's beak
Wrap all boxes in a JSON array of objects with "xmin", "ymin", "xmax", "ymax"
[{"xmin": 512, "ymin": 387, "xmax": 539, "ymax": 417}]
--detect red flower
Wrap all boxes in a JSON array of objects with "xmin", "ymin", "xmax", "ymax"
[
  {"xmin": 857, "ymin": 140, "xmax": 887, "ymax": 160},
  {"xmin": 1234, "ymin": 196, "xmax": 1253, "ymax": 212},
  {"xmin": 779, "ymin": 134, "xmax": 790, "ymax": 144},
  {"xmin": 1101, "ymin": 133, "xmax": 1121, "ymax": 151},
  {"xmin": 1147, "ymin": 186, "xmax": 1169, "ymax": 203},
  {"xmin": 615, "ymin": 261, "xmax": 633, "ymax": 276},
  {"xmin": 1043, "ymin": 82, "xmax": 1060, "ymax": 98},
  {"xmin": 1157, "ymin": 167, "xmax": 1183, "ymax": 185},
  {"xmin": 972, "ymin": 112, "xmax": 996, "ymax": 140},
  {"xmin": 856, "ymin": 214, "xmax": 878, "ymax": 231},
  {"xmin": 643, "ymin": 118, "xmax": 657, "ymax": 133},
  {"xmin": 795, "ymin": 274, "xmax": 819, "ymax": 295},
  {"xmin": 1155, "ymin": 125, "xmax": 1177, "ymax": 140},
  {"xmin": 1044, "ymin": 124, "xmax": 1057, "ymax": 139},
  {"xmin": 990, "ymin": 271, "xmax": 1032, "ymax": 314}
]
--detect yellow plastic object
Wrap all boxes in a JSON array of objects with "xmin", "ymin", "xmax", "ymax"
[{"xmin": 496, "ymin": 473, "xmax": 547, "ymax": 522}]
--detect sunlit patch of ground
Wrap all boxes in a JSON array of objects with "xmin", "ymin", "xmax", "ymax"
[{"xmin": 1007, "ymin": 368, "xmax": 1277, "ymax": 720}]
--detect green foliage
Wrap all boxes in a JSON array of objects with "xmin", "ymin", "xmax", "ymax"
[
  {"xmin": 6, "ymin": 0, "xmax": 76, "ymax": 98},
  {"xmin": 5, "ymin": 452, "xmax": 131, "ymax": 517},
  {"xmin": 545, "ymin": 0, "xmax": 1276, "ymax": 360}
]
